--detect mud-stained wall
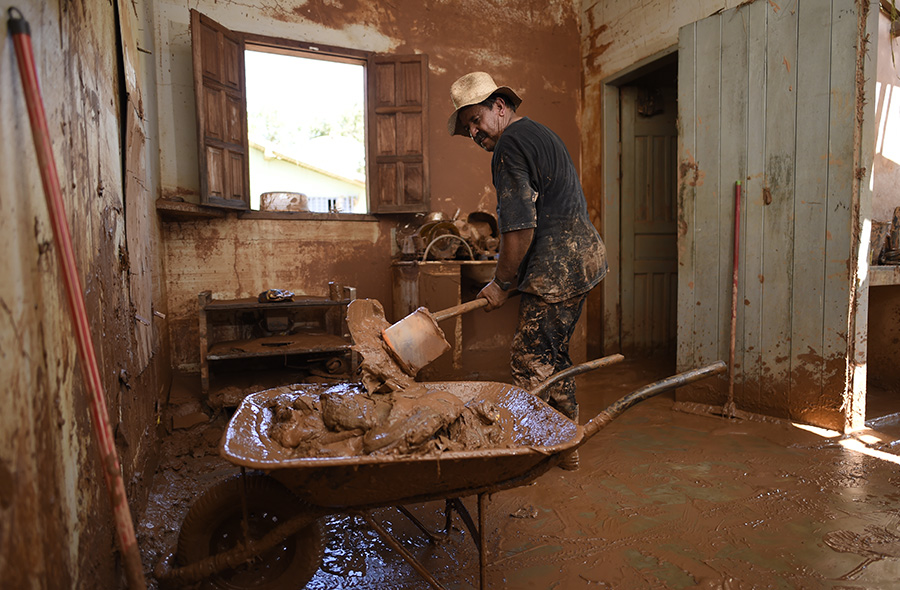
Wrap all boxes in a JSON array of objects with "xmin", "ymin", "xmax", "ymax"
[
  {"xmin": 0, "ymin": 0, "xmax": 169, "ymax": 586},
  {"xmin": 164, "ymin": 216, "xmax": 389, "ymax": 368},
  {"xmin": 580, "ymin": 0, "xmax": 880, "ymax": 431},
  {"xmin": 154, "ymin": 0, "xmax": 586, "ymax": 371},
  {"xmin": 581, "ymin": 0, "xmax": 740, "ymax": 82}
]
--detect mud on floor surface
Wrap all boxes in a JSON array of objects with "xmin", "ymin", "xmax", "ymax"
[{"xmin": 137, "ymin": 361, "xmax": 900, "ymax": 589}]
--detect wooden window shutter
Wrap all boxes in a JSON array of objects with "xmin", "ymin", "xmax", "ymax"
[
  {"xmin": 367, "ymin": 54, "xmax": 429, "ymax": 213},
  {"xmin": 190, "ymin": 10, "xmax": 249, "ymax": 209}
]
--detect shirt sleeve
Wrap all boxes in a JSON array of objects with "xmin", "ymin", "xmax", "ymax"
[{"xmin": 493, "ymin": 139, "xmax": 538, "ymax": 233}]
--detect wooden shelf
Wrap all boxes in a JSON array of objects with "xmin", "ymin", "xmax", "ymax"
[
  {"xmin": 203, "ymin": 296, "xmax": 342, "ymax": 311},
  {"xmin": 207, "ymin": 333, "xmax": 351, "ymax": 360},
  {"xmin": 198, "ymin": 285, "xmax": 356, "ymax": 402}
]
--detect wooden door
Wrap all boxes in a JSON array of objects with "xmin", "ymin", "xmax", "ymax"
[{"xmin": 620, "ymin": 85, "xmax": 678, "ymax": 357}]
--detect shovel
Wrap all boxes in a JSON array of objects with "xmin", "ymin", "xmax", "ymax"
[{"xmin": 382, "ymin": 298, "xmax": 490, "ymax": 375}]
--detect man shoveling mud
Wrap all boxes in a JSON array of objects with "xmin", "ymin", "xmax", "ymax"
[{"xmin": 448, "ymin": 72, "xmax": 607, "ymax": 470}]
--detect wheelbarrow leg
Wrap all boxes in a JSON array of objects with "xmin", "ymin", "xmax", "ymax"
[
  {"xmin": 478, "ymin": 493, "xmax": 487, "ymax": 590},
  {"xmin": 397, "ymin": 504, "xmax": 444, "ymax": 544},
  {"xmin": 446, "ymin": 498, "xmax": 481, "ymax": 553},
  {"xmin": 239, "ymin": 467, "xmax": 251, "ymax": 546},
  {"xmin": 444, "ymin": 496, "xmax": 488, "ymax": 589},
  {"xmin": 443, "ymin": 499, "xmax": 454, "ymax": 533},
  {"xmin": 357, "ymin": 510, "xmax": 449, "ymax": 590}
]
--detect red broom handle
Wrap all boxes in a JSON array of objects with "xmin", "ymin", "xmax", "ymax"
[
  {"xmin": 7, "ymin": 8, "xmax": 146, "ymax": 589},
  {"xmin": 728, "ymin": 181, "xmax": 742, "ymax": 406}
]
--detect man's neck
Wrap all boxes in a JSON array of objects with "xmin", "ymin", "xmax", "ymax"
[{"xmin": 499, "ymin": 113, "xmax": 523, "ymax": 135}]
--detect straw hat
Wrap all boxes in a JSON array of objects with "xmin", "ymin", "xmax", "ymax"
[{"xmin": 447, "ymin": 72, "xmax": 523, "ymax": 136}]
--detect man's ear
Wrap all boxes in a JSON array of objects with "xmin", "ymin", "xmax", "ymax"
[{"xmin": 494, "ymin": 96, "xmax": 507, "ymax": 115}]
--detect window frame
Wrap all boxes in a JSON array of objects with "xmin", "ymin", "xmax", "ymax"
[{"xmin": 190, "ymin": 9, "xmax": 430, "ymax": 215}]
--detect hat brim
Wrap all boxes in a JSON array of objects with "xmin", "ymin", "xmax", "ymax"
[{"xmin": 447, "ymin": 86, "xmax": 522, "ymax": 136}]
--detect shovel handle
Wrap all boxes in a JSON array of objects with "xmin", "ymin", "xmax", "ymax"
[
  {"xmin": 432, "ymin": 298, "xmax": 489, "ymax": 322},
  {"xmin": 432, "ymin": 289, "xmax": 522, "ymax": 322}
]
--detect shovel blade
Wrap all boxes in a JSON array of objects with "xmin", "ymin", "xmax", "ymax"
[{"xmin": 382, "ymin": 308, "xmax": 451, "ymax": 375}]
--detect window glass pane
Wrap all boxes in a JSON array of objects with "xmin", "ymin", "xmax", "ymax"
[{"xmin": 245, "ymin": 50, "xmax": 366, "ymax": 213}]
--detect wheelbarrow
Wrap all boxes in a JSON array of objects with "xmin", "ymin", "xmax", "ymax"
[{"xmin": 155, "ymin": 357, "xmax": 726, "ymax": 589}]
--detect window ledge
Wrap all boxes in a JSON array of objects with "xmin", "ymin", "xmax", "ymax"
[
  {"xmin": 238, "ymin": 210, "xmax": 378, "ymax": 222},
  {"xmin": 156, "ymin": 198, "xmax": 226, "ymax": 221},
  {"xmin": 156, "ymin": 199, "xmax": 379, "ymax": 222}
]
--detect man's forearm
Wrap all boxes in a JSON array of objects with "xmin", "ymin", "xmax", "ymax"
[{"xmin": 495, "ymin": 228, "xmax": 534, "ymax": 285}]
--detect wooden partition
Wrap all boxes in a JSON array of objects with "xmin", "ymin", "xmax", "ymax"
[{"xmin": 676, "ymin": 0, "xmax": 878, "ymax": 431}]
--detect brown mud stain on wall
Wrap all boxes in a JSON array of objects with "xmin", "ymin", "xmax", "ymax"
[
  {"xmin": 678, "ymin": 349, "xmax": 848, "ymax": 431},
  {"xmin": 284, "ymin": 0, "xmax": 395, "ymax": 29},
  {"xmin": 790, "ymin": 351, "xmax": 845, "ymax": 429},
  {"xmin": 676, "ymin": 156, "xmax": 703, "ymax": 261},
  {"xmin": 582, "ymin": 11, "xmax": 614, "ymax": 68},
  {"xmin": 583, "ymin": 16, "xmax": 609, "ymax": 49},
  {"xmin": 159, "ymin": 186, "xmax": 198, "ymax": 202},
  {"xmin": 584, "ymin": 40, "xmax": 614, "ymax": 65},
  {"xmin": 0, "ymin": 0, "xmax": 168, "ymax": 586},
  {"xmin": 679, "ymin": 154, "xmax": 705, "ymax": 188},
  {"xmin": 163, "ymin": 216, "xmax": 392, "ymax": 369}
]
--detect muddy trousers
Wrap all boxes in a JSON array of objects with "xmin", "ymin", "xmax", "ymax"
[{"xmin": 510, "ymin": 292, "xmax": 587, "ymax": 422}]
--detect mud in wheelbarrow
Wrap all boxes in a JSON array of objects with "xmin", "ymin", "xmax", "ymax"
[{"xmin": 156, "ymin": 358, "xmax": 726, "ymax": 589}]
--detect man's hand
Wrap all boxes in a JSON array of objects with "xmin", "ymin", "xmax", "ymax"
[
  {"xmin": 477, "ymin": 279, "xmax": 511, "ymax": 311},
  {"xmin": 477, "ymin": 227, "xmax": 533, "ymax": 311}
]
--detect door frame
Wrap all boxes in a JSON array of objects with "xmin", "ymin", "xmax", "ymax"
[{"xmin": 600, "ymin": 46, "xmax": 678, "ymax": 354}]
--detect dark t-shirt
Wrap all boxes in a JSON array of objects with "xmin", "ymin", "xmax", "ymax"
[{"xmin": 491, "ymin": 118, "xmax": 607, "ymax": 302}]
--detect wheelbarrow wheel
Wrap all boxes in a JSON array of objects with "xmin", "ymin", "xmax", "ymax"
[{"xmin": 176, "ymin": 473, "xmax": 324, "ymax": 589}]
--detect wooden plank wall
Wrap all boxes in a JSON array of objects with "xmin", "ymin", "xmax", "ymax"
[
  {"xmin": 120, "ymin": 0, "xmax": 158, "ymax": 372},
  {"xmin": 676, "ymin": 0, "xmax": 876, "ymax": 430},
  {"xmin": 0, "ymin": 0, "xmax": 170, "ymax": 585}
]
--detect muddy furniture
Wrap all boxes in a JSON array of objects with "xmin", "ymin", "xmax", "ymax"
[
  {"xmin": 198, "ymin": 283, "xmax": 356, "ymax": 401},
  {"xmin": 157, "ymin": 360, "xmax": 727, "ymax": 589}
]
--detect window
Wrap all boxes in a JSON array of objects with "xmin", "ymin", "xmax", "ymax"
[
  {"xmin": 245, "ymin": 50, "xmax": 367, "ymax": 213},
  {"xmin": 190, "ymin": 9, "xmax": 429, "ymax": 214}
]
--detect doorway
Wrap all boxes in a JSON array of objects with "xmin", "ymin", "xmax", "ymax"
[{"xmin": 602, "ymin": 53, "xmax": 678, "ymax": 362}]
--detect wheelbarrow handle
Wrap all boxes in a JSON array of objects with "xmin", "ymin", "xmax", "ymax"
[
  {"xmin": 583, "ymin": 361, "xmax": 728, "ymax": 440},
  {"xmin": 529, "ymin": 354, "xmax": 625, "ymax": 398}
]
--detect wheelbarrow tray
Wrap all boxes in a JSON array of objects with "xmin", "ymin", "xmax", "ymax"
[{"xmin": 220, "ymin": 381, "xmax": 583, "ymax": 509}]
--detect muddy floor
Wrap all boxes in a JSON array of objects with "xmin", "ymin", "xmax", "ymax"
[{"xmin": 137, "ymin": 359, "xmax": 900, "ymax": 589}]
